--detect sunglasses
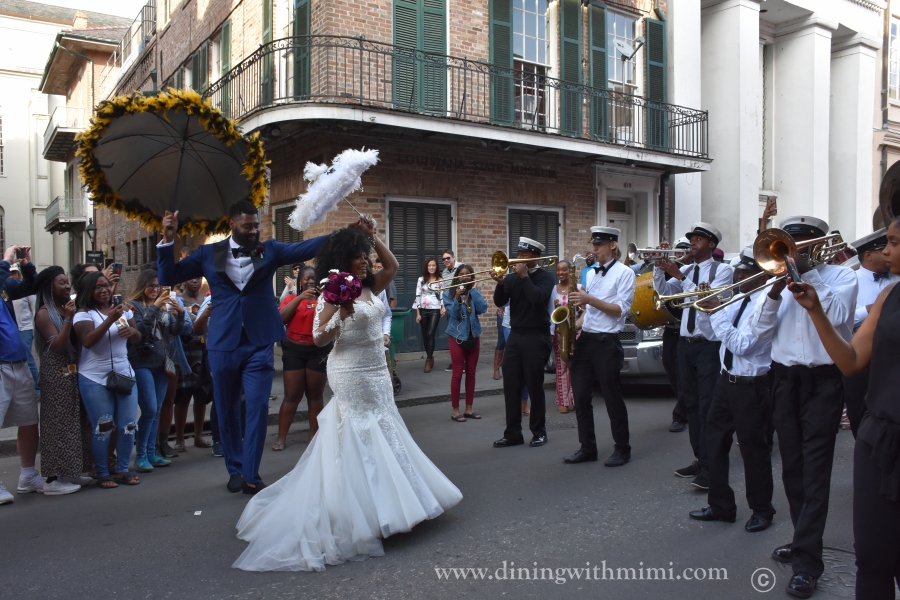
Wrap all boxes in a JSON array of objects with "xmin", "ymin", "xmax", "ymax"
[{"xmin": 442, "ymin": 257, "xmax": 452, "ymax": 261}]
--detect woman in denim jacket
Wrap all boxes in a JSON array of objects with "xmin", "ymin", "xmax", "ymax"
[{"xmin": 442, "ymin": 265, "xmax": 487, "ymax": 422}]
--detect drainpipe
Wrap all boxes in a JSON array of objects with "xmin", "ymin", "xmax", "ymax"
[
  {"xmin": 55, "ymin": 42, "xmax": 94, "ymax": 113},
  {"xmin": 659, "ymin": 172, "xmax": 669, "ymax": 241},
  {"xmin": 654, "ymin": 0, "xmax": 666, "ymax": 21},
  {"xmin": 883, "ymin": 0, "xmax": 890, "ymax": 132}
]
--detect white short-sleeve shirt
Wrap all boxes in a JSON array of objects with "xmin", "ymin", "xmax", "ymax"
[{"xmin": 74, "ymin": 309, "xmax": 135, "ymax": 385}]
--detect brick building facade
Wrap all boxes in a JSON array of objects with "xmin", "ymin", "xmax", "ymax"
[{"xmin": 41, "ymin": 0, "xmax": 706, "ymax": 354}]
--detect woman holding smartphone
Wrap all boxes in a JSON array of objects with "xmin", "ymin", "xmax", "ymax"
[
  {"xmin": 442, "ymin": 265, "xmax": 486, "ymax": 422},
  {"xmin": 413, "ymin": 257, "xmax": 445, "ymax": 373},
  {"xmin": 72, "ymin": 271, "xmax": 142, "ymax": 488},
  {"xmin": 273, "ymin": 266, "xmax": 332, "ymax": 449}
]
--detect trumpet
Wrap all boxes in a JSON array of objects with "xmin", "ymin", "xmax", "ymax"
[
  {"xmin": 690, "ymin": 228, "xmax": 846, "ymax": 314},
  {"xmin": 627, "ymin": 243, "xmax": 688, "ymax": 265},
  {"xmin": 427, "ymin": 251, "xmax": 558, "ymax": 291}
]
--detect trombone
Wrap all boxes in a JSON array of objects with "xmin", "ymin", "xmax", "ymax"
[
  {"xmin": 687, "ymin": 228, "xmax": 846, "ymax": 314},
  {"xmin": 627, "ymin": 243, "xmax": 688, "ymax": 265},
  {"xmin": 426, "ymin": 251, "xmax": 559, "ymax": 291}
]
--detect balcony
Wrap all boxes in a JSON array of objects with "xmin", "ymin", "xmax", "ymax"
[
  {"xmin": 204, "ymin": 36, "xmax": 708, "ymax": 159},
  {"xmin": 45, "ymin": 196, "xmax": 88, "ymax": 233},
  {"xmin": 97, "ymin": 0, "xmax": 157, "ymax": 99},
  {"xmin": 43, "ymin": 107, "xmax": 90, "ymax": 162}
]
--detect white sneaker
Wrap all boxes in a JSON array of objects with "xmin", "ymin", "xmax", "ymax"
[
  {"xmin": 62, "ymin": 475, "xmax": 94, "ymax": 486},
  {"xmin": 17, "ymin": 472, "xmax": 46, "ymax": 494},
  {"xmin": 0, "ymin": 482, "xmax": 13, "ymax": 505},
  {"xmin": 43, "ymin": 480, "xmax": 81, "ymax": 496}
]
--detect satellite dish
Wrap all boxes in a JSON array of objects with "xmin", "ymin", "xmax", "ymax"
[{"xmin": 613, "ymin": 38, "xmax": 635, "ymax": 58}]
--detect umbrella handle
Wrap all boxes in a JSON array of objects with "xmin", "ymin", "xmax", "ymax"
[{"xmin": 342, "ymin": 196, "xmax": 364, "ymax": 219}]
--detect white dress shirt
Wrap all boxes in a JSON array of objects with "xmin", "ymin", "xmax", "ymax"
[
  {"xmin": 654, "ymin": 258, "xmax": 734, "ymax": 340},
  {"xmin": 582, "ymin": 260, "xmax": 636, "ymax": 334},
  {"xmin": 748, "ymin": 266, "xmax": 858, "ymax": 367},
  {"xmin": 854, "ymin": 265, "xmax": 900, "ymax": 328},
  {"xmin": 157, "ymin": 237, "xmax": 256, "ymax": 291},
  {"xmin": 378, "ymin": 289, "xmax": 392, "ymax": 337},
  {"xmin": 709, "ymin": 289, "xmax": 771, "ymax": 377}
]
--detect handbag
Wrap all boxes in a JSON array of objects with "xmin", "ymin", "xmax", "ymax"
[{"xmin": 100, "ymin": 315, "xmax": 136, "ymax": 394}]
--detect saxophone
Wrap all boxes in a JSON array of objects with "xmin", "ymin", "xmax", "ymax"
[{"xmin": 551, "ymin": 255, "xmax": 586, "ymax": 363}]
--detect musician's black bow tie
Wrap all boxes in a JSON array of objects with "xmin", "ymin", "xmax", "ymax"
[
  {"xmin": 232, "ymin": 247, "xmax": 256, "ymax": 258},
  {"xmin": 594, "ymin": 263, "xmax": 611, "ymax": 276},
  {"xmin": 873, "ymin": 271, "xmax": 888, "ymax": 282}
]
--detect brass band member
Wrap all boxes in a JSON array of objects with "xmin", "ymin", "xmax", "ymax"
[
  {"xmin": 492, "ymin": 238, "xmax": 555, "ymax": 449},
  {"xmin": 564, "ymin": 227, "xmax": 636, "ymax": 466},
  {"xmin": 748, "ymin": 216, "xmax": 858, "ymax": 599},
  {"xmin": 688, "ymin": 247, "xmax": 775, "ymax": 533},
  {"xmin": 655, "ymin": 223, "xmax": 734, "ymax": 490},
  {"xmin": 843, "ymin": 228, "xmax": 899, "ymax": 437}
]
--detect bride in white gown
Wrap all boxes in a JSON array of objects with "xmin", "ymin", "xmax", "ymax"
[{"xmin": 233, "ymin": 220, "xmax": 462, "ymax": 572}]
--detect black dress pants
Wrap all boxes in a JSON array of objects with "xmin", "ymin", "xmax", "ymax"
[
  {"xmin": 502, "ymin": 330, "xmax": 551, "ymax": 441},
  {"xmin": 771, "ymin": 362, "xmax": 843, "ymax": 578},
  {"xmin": 662, "ymin": 327, "xmax": 686, "ymax": 423},
  {"xmin": 569, "ymin": 333, "xmax": 630, "ymax": 455},
  {"xmin": 677, "ymin": 339, "xmax": 721, "ymax": 470},
  {"xmin": 419, "ymin": 308, "xmax": 441, "ymax": 359},
  {"xmin": 706, "ymin": 373, "xmax": 775, "ymax": 520},
  {"xmin": 842, "ymin": 366, "xmax": 870, "ymax": 438},
  {"xmin": 853, "ymin": 439, "xmax": 900, "ymax": 599}
]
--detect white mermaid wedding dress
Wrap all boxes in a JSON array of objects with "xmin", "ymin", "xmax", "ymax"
[{"xmin": 233, "ymin": 293, "xmax": 462, "ymax": 571}]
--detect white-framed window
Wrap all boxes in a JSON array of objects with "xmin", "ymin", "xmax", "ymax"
[
  {"xmin": 210, "ymin": 36, "xmax": 222, "ymax": 80},
  {"xmin": 514, "ymin": 0, "xmax": 548, "ymax": 66},
  {"xmin": 891, "ymin": 17, "xmax": 900, "ymax": 101},
  {"xmin": 0, "ymin": 111, "xmax": 4, "ymax": 176},
  {"xmin": 607, "ymin": 11, "xmax": 638, "ymax": 95}
]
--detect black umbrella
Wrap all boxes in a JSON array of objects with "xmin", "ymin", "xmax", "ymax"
[{"xmin": 78, "ymin": 90, "xmax": 268, "ymax": 236}]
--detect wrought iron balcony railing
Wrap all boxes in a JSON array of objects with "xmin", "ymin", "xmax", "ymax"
[
  {"xmin": 43, "ymin": 106, "xmax": 90, "ymax": 162},
  {"xmin": 204, "ymin": 36, "xmax": 708, "ymax": 158},
  {"xmin": 45, "ymin": 196, "xmax": 88, "ymax": 233},
  {"xmin": 97, "ymin": 0, "xmax": 157, "ymax": 100}
]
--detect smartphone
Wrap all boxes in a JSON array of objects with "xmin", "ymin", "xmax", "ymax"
[
  {"xmin": 104, "ymin": 258, "xmax": 115, "ymax": 268},
  {"xmin": 70, "ymin": 293, "xmax": 77, "ymax": 302},
  {"xmin": 766, "ymin": 196, "xmax": 777, "ymax": 217},
  {"xmin": 15, "ymin": 248, "xmax": 25, "ymax": 259},
  {"xmin": 112, "ymin": 294, "xmax": 123, "ymax": 306},
  {"xmin": 190, "ymin": 304, "xmax": 200, "ymax": 316},
  {"xmin": 161, "ymin": 286, "xmax": 171, "ymax": 296},
  {"xmin": 115, "ymin": 317, "xmax": 128, "ymax": 330},
  {"xmin": 112, "ymin": 262, "xmax": 123, "ymax": 276}
]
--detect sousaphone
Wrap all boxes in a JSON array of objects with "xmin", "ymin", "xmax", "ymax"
[{"xmin": 877, "ymin": 160, "xmax": 900, "ymax": 229}]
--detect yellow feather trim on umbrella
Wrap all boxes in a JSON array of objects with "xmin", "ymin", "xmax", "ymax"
[{"xmin": 76, "ymin": 88, "xmax": 267, "ymax": 236}]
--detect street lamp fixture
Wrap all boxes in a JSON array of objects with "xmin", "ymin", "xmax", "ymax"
[{"xmin": 86, "ymin": 218, "xmax": 97, "ymax": 250}]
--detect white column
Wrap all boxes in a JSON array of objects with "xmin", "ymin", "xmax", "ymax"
[
  {"xmin": 829, "ymin": 35, "xmax": 879, "ymax": 239},
  {"xmin": 700, "ymin": 0, "xmax": 762, "ymax": 252},
  {"xmin": 667, "ymin": 0, "xmax": 702, "ymax": 241},
  {"xmin": 772, "ymin": 17, "xmax": 837, "ymax": 227}
]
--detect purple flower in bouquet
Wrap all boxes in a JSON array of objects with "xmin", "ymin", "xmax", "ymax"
[{"xmin": 319, "ymin": 270, "xmax": 363, "ymax": 306}]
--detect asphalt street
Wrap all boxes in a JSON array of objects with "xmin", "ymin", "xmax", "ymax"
[{"xmin": 0, "ymin": 390, "xmax": 856, "ymax": 600}]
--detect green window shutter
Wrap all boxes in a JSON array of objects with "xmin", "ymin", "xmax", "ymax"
[
  {"xmin": 645, "ymin": 17, "xmax": 667, "ymax": 151},
  {"xmin": 490, "ymin": 0, "xmax": 513, "ymax": 125},
  {"xmin": 393, "ymin": 0, "xmax": 445, "ymax": 114},
  {"xmin": 589, "ymin": 4, "xmax": 608, "ymax": 141},
  {"xmin": 393, "ymin": 0, "xmax": 419, "ymax": 110},
  {"xmin": 261, "ymin": 0, "xmax": 274, "ymax": 104},
  {"xmin": 293, "ymin": 0, "xmax": 310, "ymax": 98},
  {"xmin": 190, "ymin": 52, "xmax": 200, "ymax": 89},
  {"xmin": 560, "ymin": 0, "xmax": 581, "ymax": 136},
  {"xmin": 274, "ymin": 205, "xmax": 304, "ymax": 296},
  {"xmin": 200, "ymin": 42, "xmax": 209, "ymax": 91},
  {"xmin": 421, "ymin": 0, "xmax": 446, "ymax": 113},
  {"xmin": 221, "ymin": 20, "xmax": 232, "ymax": 115}
]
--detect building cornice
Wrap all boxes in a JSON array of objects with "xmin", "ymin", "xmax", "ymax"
[{"xmin": 774, "ymin": 15, "xmax": 840, "ymax": 38}]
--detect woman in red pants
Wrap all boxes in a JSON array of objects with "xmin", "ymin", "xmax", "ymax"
[{"xmin": 442, "ymin": 265, "xmax": 487, "ymax": 422}]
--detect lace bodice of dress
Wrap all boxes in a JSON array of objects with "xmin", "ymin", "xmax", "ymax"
[{"xmin": 313, "ymin": 290, "xmax": 384, "ymax": 349}]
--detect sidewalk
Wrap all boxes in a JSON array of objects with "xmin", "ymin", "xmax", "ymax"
[{"xmin": 0, "ymin": 350, "xmax": 555, "ymax": 453}]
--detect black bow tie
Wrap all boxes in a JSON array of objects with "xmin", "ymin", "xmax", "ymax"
[
  {"xmin": 594, "ymin": 263, "xmax": 611, "ymax": 276},
  {"xmin": 874, "ymin": 271, "xmax": 888, "ymax": 282},
  {"xmin": 232, "ymin": 247, "xmax": 256, "ymax": 258}
]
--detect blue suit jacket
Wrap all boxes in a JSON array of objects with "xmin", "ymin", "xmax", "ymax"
[{"xmin": 157, "ymin": 236, "xmax": 325, "ymax": 351}]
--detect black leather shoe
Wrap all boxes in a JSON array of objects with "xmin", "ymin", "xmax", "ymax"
[
  {"xmin": 745, "ymin": 514, "xmax": 772, "ymax": 533},
  {"xmin": 226, "ymin": 474, "xmax": 243, "ymax": 493},
  {"xmin": 563, "ymin": 450, "xmax": 598, "ymax": 464},
  {"xmin": 669, "ymin": 421, "xmax": 686, "ymax": 433},
  {"xmin": 675, "ymin": 460, "xmax": 700, "ymax": 478},
  {"xmin": 786, "ymin": 572, "xmax": 817, "ymax": 598},
  {"xmin": 688, "ymin": 507, "xmax": 736, "ymax": 523},
  {"xmin": 772, "ymin": 543, "xmax": 793, "ymax": 564},
  {"xmin": 242, "ymin": 481, "xmax": 267, "ymax": 495},
  {"xmin": 691, "ymin": 470, "xmax": 709, "ymax": 490},
  {"xmin": 529, "ymin": 435, "xmax": 548, "ymax": 447},
  {"xmin": 604, "ymin": 450, "xmax": 631, "ymax": 467},
  {"xmin": 493, "ymin": 437, "xmax": 524, "ymax": 448}
]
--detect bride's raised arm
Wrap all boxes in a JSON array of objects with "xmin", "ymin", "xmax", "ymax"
[
  {"xmin": 313, "ymin": 300, "xmax": 354, "ymax": 347},
  {"xmin": 351, "ymin": 218, "xmax": 397, "ymax": 295}
]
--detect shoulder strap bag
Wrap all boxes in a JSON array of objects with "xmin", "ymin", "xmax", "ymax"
[{"xmin": 97, "ymin": 310, "xmax": 136, "ymax": 395}]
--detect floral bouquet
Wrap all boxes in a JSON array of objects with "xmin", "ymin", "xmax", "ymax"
[{"xmin": 319, "ymin": 270, "xmax": 363, "ymax": 306}]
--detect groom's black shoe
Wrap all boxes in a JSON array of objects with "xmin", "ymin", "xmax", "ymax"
[
  {"xmin": 227, "ymin": 474, "xmax": 243, "ymax": 493},
  {"xmin": 529, "ymin": 435, "xmax": 547, "ymax": 447},
  {"xmin": 563, "ymin": 450, "xmax": 597, "ymax": 464},
  {"xmin": 242, "ymin": 481, "xmax": 267, "ymax": 495},
  {"xmin": 493, "ymin": 437, "xmax": 524, "ymax": 448}
]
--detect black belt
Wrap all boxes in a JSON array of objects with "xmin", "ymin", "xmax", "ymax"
[
  {"xmin": 680, "ymin": 336, "xmax": 712, "ymax": 343},
  {"xmin": 0, "ymin": 358, "xmax": 26, "ymax": 365},
  {"xmin": 721, "ymin": 369, "xmax": 767, "ymax": 385},
  {"xmin": 580, "ymin": 332, "xmax": 619, "ymax": 343}
]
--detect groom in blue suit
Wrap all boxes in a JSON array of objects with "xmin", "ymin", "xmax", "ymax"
[{"xmin": 157, "ymin": 200, "xmax": 325, "ymax": 494}]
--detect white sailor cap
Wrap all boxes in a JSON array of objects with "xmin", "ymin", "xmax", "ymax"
[
  {"xmin": 590, "ymin": 226, "xmax": 620, "ymax": 243},
  {"xmin": 9, "ymin": 263, "xmax": 20, "ymax": 272},
  {"xmin": 517, "ymin": 237, "xmax": 546, "ymax": 255},
  {"xmin": 780, "ymin": 215, "xmax": 828, "ymax": 239},
  {"xmin": 674, "ymin": 237, "xmax": 690, "ymax": 249},
  {"xmin": 851, "ymin": 228, "xmax": 888, "ymax": 254},
  {"xmin": 733, "ymin": 246, "xmax": 760, "ymax": 272},
  {"xmin": 685, "ymin": 222, "xmax": 723, "ymax": 245}
]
